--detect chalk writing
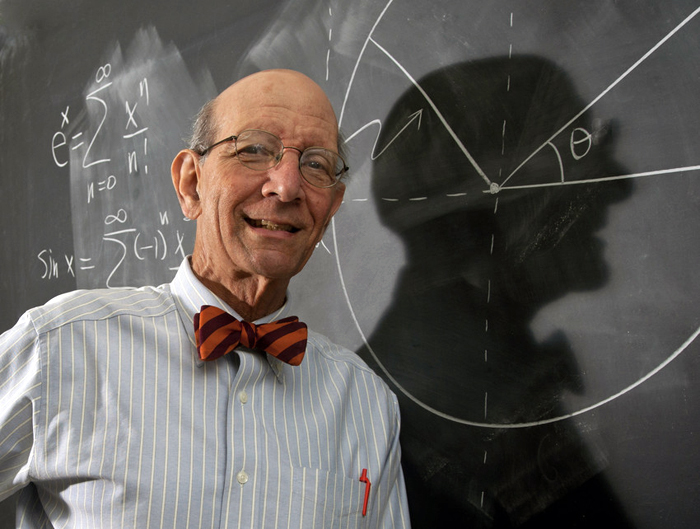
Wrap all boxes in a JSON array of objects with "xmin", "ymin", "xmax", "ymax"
[
  {"xmin": 43, "ymin": 27, "xmax": 215, "ymax": 289},
  {"xmin": 37, "ymin": 250, "xmax": 75, "ymax": 280}
]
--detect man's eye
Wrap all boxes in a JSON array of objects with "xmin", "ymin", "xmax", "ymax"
[
  {"xmin": 238, "ymin": 143, "xmax": 272, "ymax": 157},
  {"xmin": 302, "ymin": 155, "xmax": 333, "ymax": 175}
]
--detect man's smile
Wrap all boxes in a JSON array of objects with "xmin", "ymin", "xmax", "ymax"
[{"xmin": 245, "ymin": 217, "xmax": 300, "ymax": 233}]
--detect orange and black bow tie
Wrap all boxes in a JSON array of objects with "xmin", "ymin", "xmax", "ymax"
[{"xmin": 194, "ymin": 305, "xmax": 307, "ymax": 366}]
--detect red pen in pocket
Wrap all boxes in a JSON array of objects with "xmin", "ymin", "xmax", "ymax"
[{"xmin": 360, "ymin": 468, "xmax": 371, "ymax": 516}]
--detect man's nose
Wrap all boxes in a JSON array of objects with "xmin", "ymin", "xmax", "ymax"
[{"xmin": 261, "ymin": 147, "xmax": 305, "ymax": 202}]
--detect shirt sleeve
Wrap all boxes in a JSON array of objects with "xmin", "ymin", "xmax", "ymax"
[
  {"xmin": 0, "ymin": 311, "xmax": 42, "ymax": 501},
  {"xmin": 375, "ymin": 392, "xmax": 412, "ymax": 528}
]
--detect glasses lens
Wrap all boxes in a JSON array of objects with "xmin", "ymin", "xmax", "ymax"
[
  {"xmin": 300, "ymin": 148, "xmax": 344, "ymax": 187},
  {"xmin": 235, "ymin": 130, "xmax": 282, "ymax": 170}
]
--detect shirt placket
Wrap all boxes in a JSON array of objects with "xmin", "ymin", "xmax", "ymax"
[{"xmin": 220, "ymin": 349, "xmax": 264, "ymax": 527}]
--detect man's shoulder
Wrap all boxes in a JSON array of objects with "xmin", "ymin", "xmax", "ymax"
[
  {"xmin": 306, "ymin": 330, "xmax": 366, "ymax": 368},
  {"xmin": 26, "ymin": 284, "xmax": 176, "ymax": 335},
  {"xmin": 306, "ymin": 330, "xmax": 394, "ymax": 388}
]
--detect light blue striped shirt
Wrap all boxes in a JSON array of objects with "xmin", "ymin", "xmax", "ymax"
[{"xmin": 0, "ymin": 258, "xmax": 410, "ymax": 528}]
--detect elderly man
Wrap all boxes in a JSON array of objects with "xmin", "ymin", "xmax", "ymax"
[{"xmin": 0, "ymin": 69, "xmax": 410, "ymax": 528}]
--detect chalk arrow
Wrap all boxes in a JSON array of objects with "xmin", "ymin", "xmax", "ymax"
[{"xmin": 346, "ymin": 109, "xmax": 423, "ymax": 160}]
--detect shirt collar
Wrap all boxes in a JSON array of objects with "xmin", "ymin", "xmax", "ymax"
[{"xmin": 170, "ymin": 257, "xmax": 291, "ymax": 378}]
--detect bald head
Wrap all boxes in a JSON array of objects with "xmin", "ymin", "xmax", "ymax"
[
  {"xmin": 189, "ymin": 69, "xmax": 343, "ymax": 158},
  {"xmin": 220, "ymin": 70, "xmax": 337, "ymax": 123}
]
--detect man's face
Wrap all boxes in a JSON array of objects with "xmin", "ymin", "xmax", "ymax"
[{"xmin": 188, "ymin": 71, "xmax": 345, "ymax": 285}]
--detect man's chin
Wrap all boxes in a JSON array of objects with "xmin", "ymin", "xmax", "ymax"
[{"xmin": 247, "ymin": 252, "xmax": 308, "ymax": 282}]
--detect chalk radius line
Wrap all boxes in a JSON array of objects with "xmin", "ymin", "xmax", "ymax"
[
  {"xmin": 491, "ymin": 164, "xmax": 700, "ymax": 193},
  {"xmin": 332, "ymin": 217, "xmax": 700, "ymax": 429},
  {"xmin": 501, "ymin": 4, "xmax": 700, "ymax": 189},
  {"xmin": 341, "ymin": 1, "xmax": 700, "ymax": 194}
]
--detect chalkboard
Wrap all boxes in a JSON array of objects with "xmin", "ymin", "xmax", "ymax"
[{"xmin": 2, "ymin": 1, "xmax": 700, "ymax": 527}]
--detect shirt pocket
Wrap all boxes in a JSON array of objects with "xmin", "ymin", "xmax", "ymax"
[{"xmin": 266, "ymin": 466, "xmax": 368, "ymax": 529}]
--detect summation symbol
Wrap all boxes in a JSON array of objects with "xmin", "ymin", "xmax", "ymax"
[{"xmin": 94, "ymin": 207, "xmax": 185, "ymax": 287}]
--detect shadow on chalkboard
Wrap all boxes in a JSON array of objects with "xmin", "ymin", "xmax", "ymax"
[{"xmin": 357, "ymin": 56, "xmax": 636, "ymax": 527}]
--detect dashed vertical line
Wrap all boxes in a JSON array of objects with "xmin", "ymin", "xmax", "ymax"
[
  {"xmin": 326, "ymin": 7, "xmax": 333, "ymax": 81},
  {"xmin": 501, "ymin": 120, "xmax": 507, "ymax": 155},
  {"xmin": 480, "ymin": 449, "xmax": 488, "ymax": 507},
  {"xmin": 481, "ymin": 7, "xmax": 515, "ymax": 515}
]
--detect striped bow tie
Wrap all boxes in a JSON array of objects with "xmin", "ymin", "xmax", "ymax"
[{"xmin": 194, "ymin": 305, "xmax": 308, "ymax": 366}]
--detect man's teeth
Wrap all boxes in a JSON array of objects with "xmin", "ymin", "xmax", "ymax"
[{"xmin": 251, "ymin": 219, "xmax": 295, "ymax": 232}]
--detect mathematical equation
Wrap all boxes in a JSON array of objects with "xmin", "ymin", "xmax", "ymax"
[
  {"xmin": 43, "ymin": 33, "xmax": 202, "ymax": 289},
  {"xmin": 37, "ymin": 209, "xmax": 189, "ymax": 287},
  {"xmin": 50, "ymin": 63, "xmax": 151, "ymax": 174}
]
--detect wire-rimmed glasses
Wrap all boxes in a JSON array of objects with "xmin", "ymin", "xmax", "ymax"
[{"xmin": 198, "ymin": 129, "xmax": 348, "ymax": 188}]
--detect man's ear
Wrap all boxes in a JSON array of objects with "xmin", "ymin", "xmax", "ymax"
[{"xmin": 171, "ymin": 149, "xmax": 203, "ymax": 219}]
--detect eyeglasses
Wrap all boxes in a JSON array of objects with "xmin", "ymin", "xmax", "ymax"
[{"xmin": 197, "ymin": 129, "xmax": 349, "ymax": 188}]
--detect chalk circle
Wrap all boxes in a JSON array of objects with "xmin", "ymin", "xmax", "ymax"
[{"xmin": 331, "ymin": 220, "xmax": 700, "ymax": 429}]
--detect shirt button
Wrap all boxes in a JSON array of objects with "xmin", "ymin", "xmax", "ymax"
[
  {"xmin": 238, "ymin": 390, "xmax": 248, "ymax": 404},
  {"xmin": 237, "ymin": 470, "xmax": 249, "ymax": 485}
]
